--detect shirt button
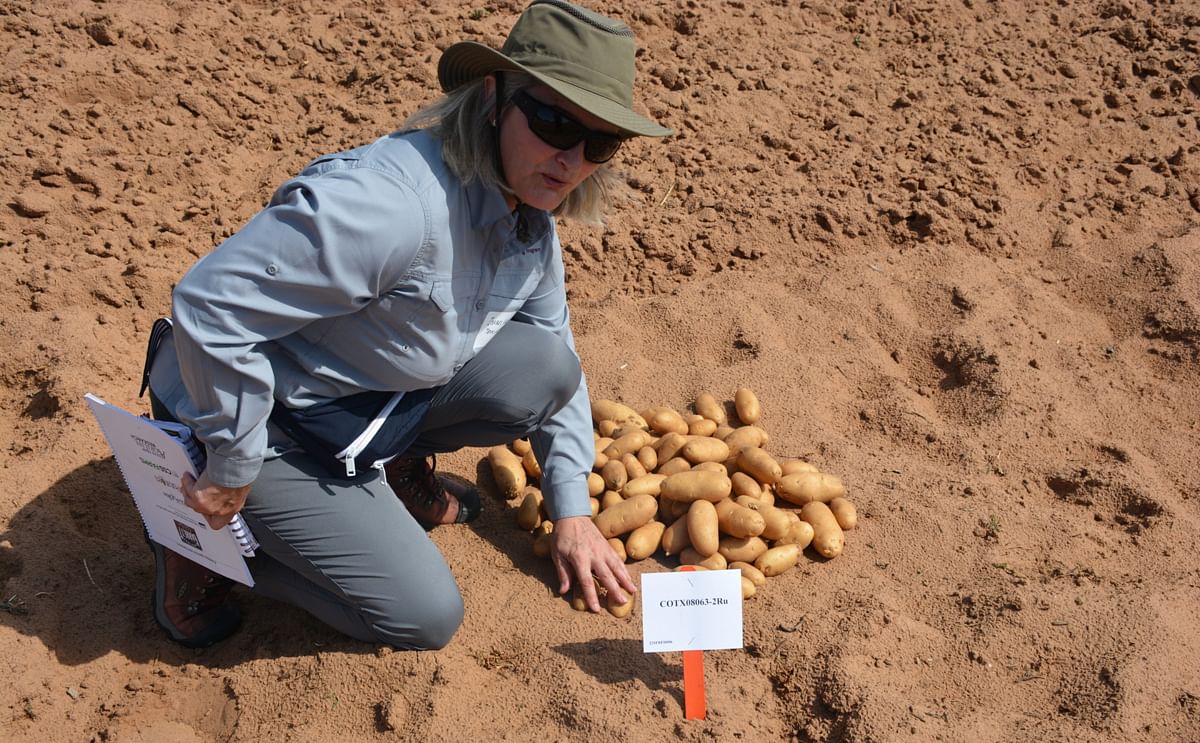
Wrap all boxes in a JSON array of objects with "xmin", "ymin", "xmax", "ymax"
[
  {"xmin": 475, "ymin": 300, "xmax": 485, "ymax": 311},
  {"xmin": 265, "ymin": 264, "xmax": 279, "ymax": 276},
  {"xmin": 453, "ymin": 364, "xmax": 463, "ymax": 372}
]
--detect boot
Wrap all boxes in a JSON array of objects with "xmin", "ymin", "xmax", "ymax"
[
  {"xmin": 384, "ymin": 455, "xmax": 481, "ymax": 530},
  {"xmin": 150, "ymin": 540, "xmax": 241, "ymax": 648}
]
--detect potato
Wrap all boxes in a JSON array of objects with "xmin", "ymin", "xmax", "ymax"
[
  {"xmin": 718, "ymin": 535, "xmax": 769, "ymax": 563},
  {"xmin": 570, "ymin": 582, "xmax": 594, "ymax": 612},
  {"xmin": 609, "ymin": 422, "xmax": 648, "ymax": 441},
  {"xmin": 776, "ymin": 472, "xmax": 846, "ymax": 506},
  {"xmin": 589, "ymin": 497, "xmax": 600, "ymax": 518},
  {"xmin": 773, "ymin": 519, "xmax": 814, "ymax": 550},
  {"xmin": 660, "ymin": 470, "xmax": 732, "ymax": 503},
  {"xmin": 487, "ymin": 445, "xmax": 526, "ymax": 499},
  {"xmin": 721, "ymin": 425, "xmax": 769, "ymax": 451},
  {"xmin": 736, "ymin": 447, "xmax": 782, "ymax": 485},
  {"xmin": 532, "ymin": 521, "xmax": 555, "ymax": 559},
  {"xmin": 735, "ymin": 496, "xmax": 791, "ymax": 541},
  {"xmin": 660, "ymin": 497, "xmax": 690, "ymax": 522},
  {"xmin": 686, "ymin": 500, "xmax": 720, "ymax": 557},
  {"xmin": 604, "ymin": 430, "xmax": 653, "ymax": 460},
  {"xmin": 587, "ymin": 471, "xmax": 605, "ymax": 498},
  {"xmin": 607, "ymin": 590, "xmax": 634, "ymax": 618},
  {"xmin": 829, "ymin": 497, "xmax": 857, "ymax": 530},
  {"xmin": 731, "ymin": 471, "xmax": 764, "ymax": 499},
  {"xmin": 594, "ymin": 436, "xmax": 614, "ymax": 456},
  {"xmin": 597, "ymin": 420, "xmax": 619, "ymax": 438},
  {"xmin": 681, "ymin": 437, "xmax": 731, "ymax": 464},
  {"xmin": 694, "ymin": 461, "xmax": 728, "ymax": 474},
  {"xmin": 780, "ymin": 458, "xmax": 819, "ymax": 476},
  {"xmin": 521, "ymin": 449, "xmax": 542, "ymax": 479},
  {"xmin": 729, "ymin": 560, "xmax": 767, "ymax": 588},
  {"xmin": 510, "ymin": 438, "xmax": 532, "ymax": 457},
  {"xmin": 755, "ymin": 544, "xmax": 800, "ymax": 577},
  {"xmin": 636, "ymin": 445, "xmax": 658, "ymax": 473},
  {"xmin": 654, "ymin": 432, "xmax": 690, "ymax": 463},
  {"xmin": 621, "ymin": 452, "xmax": 648, "ymax": 480},
  {"xmin": 757, "ymin": 485, "xmax": 776, "ymax": 507},
  {"xmin": 800, "ymin": 501, "xmax": 845, "ymax": 558},
  {"xmin": 594, "ymin": 494, "xmax": 658, "ymax": 538},
  {"xmin": 714, "ymin": 498, "xmax": 766, "ymax": 538},
  {"xmin": 625, "ymin": 520, "xmax": 665, "ymax": 561},
  {"xmin": 655, "ymin": 456, "xmax": 692, "ymax": 476},
  {"xmin": 644, "ymin": 405, "xmax": 689, "ymax": 435},
  {"xmin": 660, "ymin": 516, "xmax": 692, "ymax": 556},
  {"xmin": 606, "ymin": 537, "xmax": 627, "ymax": 562},
  {"xmin": 516, "ymin": 488, "xmax": 543, "ymax": 531},
  {"xmin": 601, "ymin": 459, "xmax": 628, "ymax": 491},
  {"xmin": 740, "ymin": 576, "xmax": 757, "ymax": 600},
  {"xmin": 687, "ymin": 417, "xmax": 718, "ymax": 437},
  {"xmin": 693, "ymin": 392, "xmax": 726, "ymax": 424},
  {"xmin": 712, "ymin": 424, "xmax": 735, "ymax": 441},
  {"xmin": 600, "ymin": 489, "xmax": 624, "ymax": 511},
  {"xmin": 623, "ymin": 473, "xmax": 668, "ymax": 498},
  {"xmin": 679, "ymin": 547, "xmax": 727, "ymax": 571},
  {"xmin": 734, "ymin": 387, "xmax": 761, "ymax": 425},
  {"xmin": 591, "ymin": 399, "xmax": 648, "ymax": 429}
]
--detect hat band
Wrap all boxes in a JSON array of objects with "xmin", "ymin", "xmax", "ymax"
[{"xmin": 510, "ymin": 54, "xmax": 634, "ymax": 109}]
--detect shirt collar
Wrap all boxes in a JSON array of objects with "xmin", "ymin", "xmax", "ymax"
[
  {"xmin": 466, "ymin": 179, "xmax": 552, "ymax": 245},
  {"xmin": 467, "ymin": 177, "xmax": 513, "ymax": 230}
]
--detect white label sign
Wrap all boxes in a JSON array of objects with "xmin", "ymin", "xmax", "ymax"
[
  {"xmin": 641, "ymin": 569, "xmax": 743, "ymax": 653},
  {"xmin": 473, "ymin": 311, "xmax": 515, "ymax": 352}
]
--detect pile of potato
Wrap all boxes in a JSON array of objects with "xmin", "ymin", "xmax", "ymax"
[{"xmin": 486, "ymin": 389, "xmax": 857, "ymax": 615}]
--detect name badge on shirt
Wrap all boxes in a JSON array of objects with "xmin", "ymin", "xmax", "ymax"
[{"xmin": 473, "ymin": 311, "xmax": 515, "ymax": 353}]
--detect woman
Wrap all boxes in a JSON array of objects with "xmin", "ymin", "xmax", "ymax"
[{"xmin": 143, "ymin": 0, "xmax": 671, "ymax": 649}]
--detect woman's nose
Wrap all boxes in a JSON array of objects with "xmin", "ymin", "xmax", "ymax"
[{"xmin": 557, "ymin": 141, "xmax": 586, "ymax": 169}]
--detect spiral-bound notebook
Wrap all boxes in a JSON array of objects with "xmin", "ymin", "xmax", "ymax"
[{"xmin": 84, "ymin": 393, "xmax": 256, "ymax": 587}]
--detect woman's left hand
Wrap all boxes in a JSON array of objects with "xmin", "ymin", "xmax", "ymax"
[{"xmin": 551, "ymin": 515, "xmax": 637, "ymax": 612}]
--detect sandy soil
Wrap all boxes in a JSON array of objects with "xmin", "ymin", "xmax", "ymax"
[{"xmin": 2, "ymin": 0, "xmax": 1199, "ymax": 741}]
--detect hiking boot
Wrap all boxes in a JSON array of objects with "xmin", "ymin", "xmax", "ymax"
[
  {"xmin": 384, "ymin": 455, "xmax": 482, "ymax": 530},
  {"xmin": 150, "ymin": 540, "xmax": 241, "ymax": 648}
]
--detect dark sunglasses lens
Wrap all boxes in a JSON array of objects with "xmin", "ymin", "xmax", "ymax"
[
  {"xmin": 518, "ymin": 92, "xmax": 624, "ymax": 163},
  {"xmin": 584, "ymin": 136, "xmax": 622, "ymax": 163},
  {"xmin": 526, "ymin": 106, "xmax": 583, "ymax": 148}
]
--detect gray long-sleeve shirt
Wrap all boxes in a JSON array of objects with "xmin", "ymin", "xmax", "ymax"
[{"xmin": 169, "ymin": 129, "xmax": 594, "ymax": 520}]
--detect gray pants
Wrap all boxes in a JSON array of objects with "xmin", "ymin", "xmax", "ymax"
[{"xmin": 156, "ymin": 321, "xmax": 581, "ymax": 649}]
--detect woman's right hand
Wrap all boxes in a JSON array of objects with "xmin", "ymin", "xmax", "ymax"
[{"xmin": 181, "ymin": 471, "xmax": 251, "ymax": 530}]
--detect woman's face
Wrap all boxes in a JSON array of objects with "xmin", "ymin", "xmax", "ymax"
[{"xmin": 487, "ymin": 78, "xmax": 614, "ymax": 212}]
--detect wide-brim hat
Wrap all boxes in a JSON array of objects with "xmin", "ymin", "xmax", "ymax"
[{"xmin": 438, "ymin": 0, "xmax": 672, "ymax": 139}]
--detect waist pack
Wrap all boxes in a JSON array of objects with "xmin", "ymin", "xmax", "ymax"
[{"xmin": 268, "ymin": 386, "xmax": 436, "ymax": 479}]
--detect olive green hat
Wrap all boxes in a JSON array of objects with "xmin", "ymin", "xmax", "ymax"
[{"xmin": 438, "ymin": 0, "xmax": 672, "ymax": 138}]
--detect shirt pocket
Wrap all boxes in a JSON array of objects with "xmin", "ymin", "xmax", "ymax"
[
  {"xmin": 487, "ymin": 262, "xmax": 543, "ymax": 313},
  {"xmin": 382, "ymin": 275, "xmax": 453, "ymax": 322}
]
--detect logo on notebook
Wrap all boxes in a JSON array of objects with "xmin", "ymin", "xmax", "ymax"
[
  {"xmin": 175, "ymin": 520, "xmax": 202, "ymax": 551},
  {"xmin": 132, "ymin": 434, "xmax": 166, "ymax": 460}
]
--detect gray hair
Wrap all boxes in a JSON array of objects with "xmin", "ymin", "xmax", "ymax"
[{"xmin": 402, "ymin": 72, "xmax": 622, "ymax": 225}]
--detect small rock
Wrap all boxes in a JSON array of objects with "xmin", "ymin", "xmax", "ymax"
[
  {"xmin": 86, "ymin": 20, "xmax": 117, "ymax": 46},
  {"xmin": 11, "ymin": 191, "xmax": 53, "ymax": 218},
  {"xmin": 380, "ymin": 693, "xmax": 408, "ymax": 731}
]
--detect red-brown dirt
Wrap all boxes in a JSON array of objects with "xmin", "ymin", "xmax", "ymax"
[{"xmin": 2, "ymin": 1, "xmax": 1198, "ymax": 741}]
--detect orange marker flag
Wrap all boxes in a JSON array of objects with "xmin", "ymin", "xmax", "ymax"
[{"xmin": 678, "ymin": 565, "xmax": 706, "ymax": 720}]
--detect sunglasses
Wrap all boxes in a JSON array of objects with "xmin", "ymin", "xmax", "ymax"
[{"xmin": 510, "ymin": 90, "xmax": 626, "ymax": 164}]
